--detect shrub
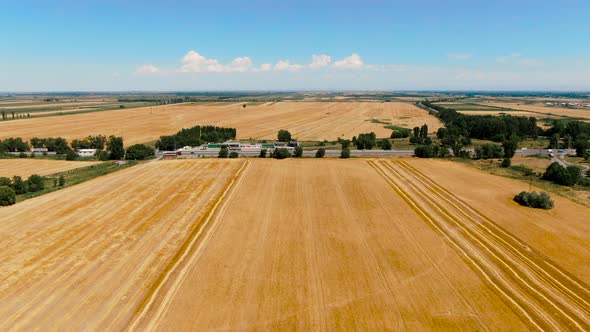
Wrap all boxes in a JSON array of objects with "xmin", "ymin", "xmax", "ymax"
[
  {"xmin": 125, "ymin": 144, "xmax": 155, "ymax": 160},
  {"xmin": 11, "ymin": 176, "xmax": 27, "ymax": 194},
  {"xmin": 27, "ymin": 174, "xmax": 45, "ymax": 192},
  {"xmin": 340, "ymin": 147, "xmax": 350, "ymax": 159},
  {"xmin": 414, "ymin": 145, "xmax": 447, "ymax": 158},
  {"xmin": 218, "ymin": 147, "xmax": 229, "ymax": 158},
  {"xmin": 0, "ymin": 186, "xmax": 16, "ymax": 206},
  {"xmin": 501, "ymin": 158, "xmax": 512, "ymax": 168},
  {"xmin": 58, "ymin": 175, "xmax": 65, "ymax": 187},
  {"xmin": 294, "ymin": 146, "xmax": 303, "ymax": 157},
  {"xmin": 513, "ymin": 191, "xmax": 554, "ymax": 209},
  {"xmin": 259, "ymin": 149, "xmax": 267, "ymax": 158},
  {"xmin": 273, "ymin": 148, "xmax": 291, "ymax": 159},
  {"xmin": 96, "ymin": 150, "xmax": 110, "ymax": 161},
  {"xmin": 390, "ymin": 130, "xmax": 410, "ymax": 139},
  {"xmin": 229, "ymin": 151, "xmax": 239, "ymax": 158},
  {"xmin": 65, "ymin": 149, "xmax": 78, "ymax": 161},
  {"xmin": 315, "ymin": 148, "xmax": 325, "ymax": 158}
]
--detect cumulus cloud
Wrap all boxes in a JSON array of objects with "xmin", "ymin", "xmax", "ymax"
[
  {"xmin": 447, "ymin": 53, "xmax": 472, "ymax": 60},
  {"xmin": 309, "ymin": 54, "xmax": 332, "ymax": 69},
  {"xmin": 180, "ymin": 51, "xmax": 253, "ymax": 73},
  {"xmin": 273, "ymin": 60, "xmax": 305, "ymax": 72},
  {"xmin": 332, "ymin": 53, "xmax": 365, "ymax": 69},
  {"xmin": 138, "ymin": 51, "xmax": 373, "ymax": 75},
  {"xmin": 135, "ymin": 65, "xmax": 161, "ymax": 75}
]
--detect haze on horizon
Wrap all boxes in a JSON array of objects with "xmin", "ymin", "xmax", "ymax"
[{"xmin": 1, "ymin": 0, "xmax": 589, "ymax": 92}]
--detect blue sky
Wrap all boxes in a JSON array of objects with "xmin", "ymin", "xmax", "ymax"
[{"xmin": 1, "ymin": 0, "xmax": 589, "ymax": 91}]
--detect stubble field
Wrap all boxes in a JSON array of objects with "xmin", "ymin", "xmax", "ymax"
[
  {"xmin": 2, "ymin": 158, "xmax": 589, "ymax": 330},
  {"xmin": 0, "ymin": 102, "xmax": 441, "ymax": 145},
  {"xmin": 0, "ymin": 159, "xmax": 101, "ymax": 178}
]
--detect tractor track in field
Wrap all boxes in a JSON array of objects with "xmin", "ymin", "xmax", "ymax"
[
  {"xmin": 368, "ymin": 160, "xmax": 590, "ymax": 331},
  {"xmin": 127, "ymin": 160, "xmax": 250, "ymax": 331}
]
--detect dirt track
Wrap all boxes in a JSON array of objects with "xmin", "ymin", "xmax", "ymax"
[
  {"xmin": 0, "ymin": 159, "xmax": 100, "ymax": 178},
  {"xmin": 0, "ymin": 102, "xmax": 441, "ymax": 145}
]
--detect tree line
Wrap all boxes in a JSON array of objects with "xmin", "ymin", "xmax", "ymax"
[{"xmin": 156, "ymin": 125, "xmax": 237, "ymax": 151}]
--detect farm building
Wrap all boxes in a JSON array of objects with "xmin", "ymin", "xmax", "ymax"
[{"xmin": 77, "ymin": 149, "xmax": 97, "ymax": 157}]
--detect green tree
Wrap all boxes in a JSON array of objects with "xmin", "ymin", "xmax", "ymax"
[
  {"xmin": 0, "ymin": 186, "xmax": 16, "ymax": 206},
  {"xmin": 380, "ymin": 139, "xmax": 392, "ymax": 150},
  {"xmin": 218, "ymin": 147, "xmax": 229, "ymax": 158},
  {"xmin": 229, "ymin": 151, "xmax": 239, "ymax": 158},
  {"xmin": 259, "ymin": 149, "xmax": 267, "ymax": 158},
  {"xmin": 315, "ymin": 148, "xmax": 325, "ymax": 158},
  {"xmin": 277, "ymin": 129, "xmax": 292, "ymax": 142},
  {"xmin": 420, "ymin": 124, "xmax": 429, "ymax": 139},
  {"xmin": 272, "ymin": 148, "xmax": 291, "ymax": 159},
  {"xmin": 27, "ymin": 174, "xmax": 45, "ymax": 192},
  {"xmin": 125, "ymin": 144, "xmax": 155, "ymax": 160},
  {"xmin": 294, "ymin": 146, "xmax": 303, "ymax": 157},
  {"xmin": 549, "ymin": 134, "xmax": 560, "ymax": 149},
  {"xmin": 0, "ymin": 177, "xmax": 11, "ymax": 187},
  {"xmin": 340, "ymin": 147, "xmax": 350, "ymax": 159},
  {"xmin": 502, "ymin": 136, "xmax": 519, "ymax": 159},
  {"xmin": 107, "ymin": 136, "xmax": 125, "ymax": 160},
  {"xmin": 11, "ymin": 176, "xmax": 27, "ymax": 194},
  {"xmin": 58, "ymin": 175, "xmax": 65, "ymax": 187},
  {"xmin": 542, "ymin": 162, "xmax": 581, "ymax": 186}
]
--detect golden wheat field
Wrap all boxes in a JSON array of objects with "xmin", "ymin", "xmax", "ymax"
[
  {"xmin": 1, "ymin": 159, "xmax": 589, "ymax": 331},
  {"xmin": 0, "ymin": 102, "xmax": 442, "ymax": 145},
  {"xmin": 0, "ymin": 159, "xmax": 100, "ymax": 178}
]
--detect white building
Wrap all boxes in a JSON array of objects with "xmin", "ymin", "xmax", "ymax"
[{"xmin": 77, "ymin": 149, "xmax": 97, "ymax": 157}]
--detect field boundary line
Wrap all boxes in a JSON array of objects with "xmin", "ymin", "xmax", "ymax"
[
  {"xmin": 127, "ymin": 160, "xmax": 250, "ymax": 331},
  {"xmin": 367, "ymin": 160, "xmax": 546, "ymax": 331}
]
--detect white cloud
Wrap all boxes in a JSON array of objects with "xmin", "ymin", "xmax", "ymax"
[
  {"xmin": 179, "ymin": 50, "xmax": 253, "ymax": 73},
  {"xmin": 447, "ymin": 53, "xmax": 472, "ymax": 60},
  {"xmin": 332, "ymin": 53, "xmax": 365, "ymax": 69},
  {"xmin": 253, "ymin": 63, "xmax": 273, "ymax": 72},
  {"xmin": 135, "ymin": 65, "xmax": 160, "ymax": 75},
  {"xmin": 273, "ymin": 60, "xmax": 304, "ymax": 72},
  {"xmin": 309, "ymin": 54, "xmax": 332, "ymax": 69}
]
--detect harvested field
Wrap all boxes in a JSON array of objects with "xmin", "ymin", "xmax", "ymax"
[
  {"xmin": 0, "ymin": 102, "xmax": 441, "ymax": 145},
  {"xmin": 3, "ymin": 159, "xmax": 589, "ymax": 331},
  {"xmin": 0, "ymin": 159, "xmax": 100, "ymax": 178},
  {"xmin": 0, "ymin": 159, "xmax": 245, "ymax": 331},
  {"xmin": 483, "ymin": 102, "xmax": 590, "ymax": 120},
  {"xmin": 404, "ymin": 158, "xmax": 590, "ymax": 283},
  {"xmin": 133, "ymin": 159, "xmax": 525, "ymax": 331}
]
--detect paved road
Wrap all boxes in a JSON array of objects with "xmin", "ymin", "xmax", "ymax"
[{"xmin": 158, "ymin": 148, "xmax": 571, "ymax": 159}]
